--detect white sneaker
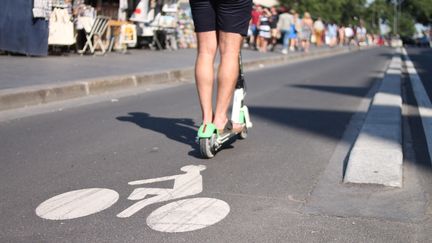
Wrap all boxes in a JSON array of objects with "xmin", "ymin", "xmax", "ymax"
[{"xmin": 281, "ymin": 49, "xmax": 288, "ymax": 54}]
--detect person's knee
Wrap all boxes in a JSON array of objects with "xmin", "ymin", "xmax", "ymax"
[
  {"xmin": 198, "ymin": 44, "xmax": 217, "ymax": 57},
  {"xmin": 219, "ymin": 31, "xmax": 242, "ymax": 56},
  {"xmin": 197, "ymin": 32, "xmax": 218, "ymax": 56}
]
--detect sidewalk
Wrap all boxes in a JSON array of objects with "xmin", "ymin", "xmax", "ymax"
[
  {"xmin": 0, "ymin": 48, "xmax": 280, "ymax": 90},
  {"xmin": 0, "ymin": 46, "xmax": 358, "ymax": 111}
]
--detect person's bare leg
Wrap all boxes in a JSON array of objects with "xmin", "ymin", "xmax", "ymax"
[
  {"xmin": 261, "ymin": 38, "xmax": 268, "ymax": 52},
  {"xmin": 195, "ymin": 31, "xmax": 217, "ymax": 124},
  {"xmin": 213, "ymin": 31, "xmax": 244, "ymax": 131},
  {"xmin": 304, "ymin": 40, "xmax": 310, "ymax": 53}
]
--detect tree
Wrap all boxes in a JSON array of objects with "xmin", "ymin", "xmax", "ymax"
[
  {"xmin": 278, "ymin": 0, "xmax": 428, "ymax": 36},
  {"xmin": 279, "ymin": 0, "xmax": 367, "ymax": 24},
  {"xmin": 402, "ymin": 0, "xmax": 432, "ymax": 24},
  {"xmin": 363, "ymin": 0, "xmax": 393, "ymax": 34},
  {"xmin": 398, "ymin": 11, "xmax": 416, "ymax": 37}
]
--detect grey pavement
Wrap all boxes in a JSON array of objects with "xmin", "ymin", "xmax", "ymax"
[
  {"xmin": 0, "ymin": 46, "xmax": 354, "ymax": 112},
  {"xmin": 0, "ymin": 48, "xmax": 283, "ymax": 90},
  {"xmin": 1, "ymin": 47, "xmax": 432, "ymax": 242}
]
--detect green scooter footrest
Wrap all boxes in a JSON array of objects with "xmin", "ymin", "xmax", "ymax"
[{"xmin": 198, "ymin": 123, "xmax": 217, "ymax": 138}]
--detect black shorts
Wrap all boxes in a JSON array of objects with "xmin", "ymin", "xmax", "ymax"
[{"xmin": 189, "ymin": 0, "xmax": 252, "ymax": 36}]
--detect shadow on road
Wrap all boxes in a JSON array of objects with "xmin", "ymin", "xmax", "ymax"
[
  {"xmin": 402, "ymin": 65, "xmax": 432, "ymax": 172},
  {"xmin": 116, "ymin": 112, "xmax": 202, "ymax": 158},
  {"xmin": 291, "ymin": 84, "xmax": 370, "ymax": 98},
  {"xmin": 250, "ymin": 102, "xmax": 432, "ymax": 175},
  {"xmin": 116, "ymin": 72, "xmax": 432, "ymax": 170},
  {"xmin": 250, "ymin": 106, "xmax": 353, "ymax": 141},
  {"xmin": 405, "ymin": 48, "xmax": 432, "ymax": 99}
]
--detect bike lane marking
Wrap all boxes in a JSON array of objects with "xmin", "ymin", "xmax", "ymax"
[
  {"xmin": 116, "ymin": 165, "xmax": 207, "ymax": 218},
  {"xmin": 147, "ymin": 197, "xmax": 230, "ymax": 233},
  {"xmin": 35, "ymin": 165, "xmax": 231, "ymax": 233},
  {"xmin": 36, "ymin": 188, "xmax": 119, "ymax": 220}
]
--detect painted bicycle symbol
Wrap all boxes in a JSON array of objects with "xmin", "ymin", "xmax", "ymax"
[{"xmin": 36, "ymin": 165, "xmax": 230, "ymax": 233}]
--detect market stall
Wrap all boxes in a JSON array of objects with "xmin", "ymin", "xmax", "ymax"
[
  {"xmin": 130, "ymin": 0, "xmax": 196, "ymax": 50},
  {"xmin": 49, "ymin": 0, "xmax": 75, "ymax": 46},
  {"xmin": 0, "ymin": 0, "xmax": 196, "ymax": 56},
  {"xmin": 0, "ymin": 0, "xmax": 50, "ymax": 56}
]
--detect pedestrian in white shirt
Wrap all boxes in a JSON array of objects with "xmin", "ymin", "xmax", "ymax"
[{"xmin": 344, "ymin": 25, "xmax": 354, "ymax": 45}]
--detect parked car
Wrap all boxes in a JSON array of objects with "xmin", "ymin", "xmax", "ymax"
[{"xmin": 401, "ymin": 35, "xmax": 416, "ymax": 46}]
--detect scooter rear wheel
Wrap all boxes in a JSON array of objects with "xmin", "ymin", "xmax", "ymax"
[
  {"xmin": 199, "ymin": 134, "xmax": 216, "ymax": 159},
  {"xmin": 238, "ymin": 127, "xmax": 248, "ymax": 139}
]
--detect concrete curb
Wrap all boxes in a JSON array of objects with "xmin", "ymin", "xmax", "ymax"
[
  {"xmin": 402, "ymin": 48, "xmax": 432, "ymax": 166},
  {"xmin": 0, "ymin": 46, "xmax": 362, "ymax": 111},
  {"xmin": 344, "ymin": 49, "xmax": 403, "ymax": 188}
]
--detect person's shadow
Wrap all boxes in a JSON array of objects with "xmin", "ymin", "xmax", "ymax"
[{"xmin": 116, "ymin": 112, "xmax": 201, "ymax": 157}]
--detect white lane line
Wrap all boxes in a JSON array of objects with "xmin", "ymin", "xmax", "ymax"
[
  {"xmin": 344, "ymin": 50, "xmax": 403, "ymax": 187},
  {"xmin": 402, "ymin": 48, "xmax": 432, "ymax": 164}
]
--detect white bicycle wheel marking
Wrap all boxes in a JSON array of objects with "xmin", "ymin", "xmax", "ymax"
[
  {"xmin": 146, "ymin": 197, "xmax": 230, "ymax": 233},
  {"xmin": 36, "ymin": 188, "xmax": 119, "ymax": 220},
  {"xmin": 35, "ymin": 165, "xmax": 231, "ymax": 233}
]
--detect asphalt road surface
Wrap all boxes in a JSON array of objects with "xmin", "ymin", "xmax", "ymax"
[{"xmin": 1, "ymin": 47, "xmax": 431, "ymax": 242}]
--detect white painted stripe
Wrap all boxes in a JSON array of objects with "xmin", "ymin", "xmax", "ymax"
[
  {"xmin": 146, "ymin": 198, "xmax": 230, "ymax": 233},
  {"xmin": 36, "ymin": 188, "xmax": 119, "ymax": 220},
  {"xmin": 344, "ymin": 50, "xmax": 403, "ymax": 187},
  {"xmin": 402, "ymin": 48, "xmax": 432, "ymax": 164}
]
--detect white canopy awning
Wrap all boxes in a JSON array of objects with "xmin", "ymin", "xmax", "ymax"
[{"xmin": 253, "ymin": 0, "xmax": 279, "ymax": 7}]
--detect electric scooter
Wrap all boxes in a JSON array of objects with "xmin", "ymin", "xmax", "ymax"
[{"xmin": 197, "ymin": 53, "xmax": 253, "ymax": 158}]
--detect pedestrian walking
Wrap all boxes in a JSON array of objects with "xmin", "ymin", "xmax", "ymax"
[
  {"xmin": 327, "ymin": 22, "xmax": 338, "ymax": 47},
  {"xmin": 258, "ymin": 8, "xmax": 272, "ymax": 52},
  {"xmin": 313, "ymin": 17, "xmax": 325, "ymax": 47},
  {"xmin": 338, "ymin": 24, "xmax": 345, "ymax": 46},
  {"xmin": 300, "ymin": 12, "xmax": 313, "ymax": 53},
  {"xmin": 288, "ymin": 10, "xmax": 299, "ymax": 51},
  {"xmin": 250, "ymin": 4, "xmax": 262, "ymax": 50},
  {"xmin": 356, "ymin": 21, "xmax": 367, "ymax": 46},
  {"xmin": 269, "ymin": 7, "xmax": 279, "ymax": 52},
  {"xmin": 344, "ymin": 25, "xmax": 355, "ymax": 45},
  {"xmin": 277, "ymin": 7, "xmax": 293, "ymax": 54}
]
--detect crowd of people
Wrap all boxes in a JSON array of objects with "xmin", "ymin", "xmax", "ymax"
[{"xmin": 247, "ymin": 5, "xmax": 372, "ymax": 54}]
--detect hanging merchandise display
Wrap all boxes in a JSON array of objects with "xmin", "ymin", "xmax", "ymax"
[
  {"xmin": 48, "ymin": 8, "xmax": 75, "ymax": 45},
  {"xmin": 75, "ymin": 4, "xmax": 96, "ymax": 32},
  {"xmin": 33, "ymin": 0, "xmax": 52, "ymax": 20},
  {"xmin": 118, "ymin": 0, "xmax": 128, "ymax": 21},
  {"xmin": 74, "ymin": 2, "xmax": 96, "ymax": 51},
  {"xmin": 176, "ymin": 8, "xmax": 196, "ymax": 49}
]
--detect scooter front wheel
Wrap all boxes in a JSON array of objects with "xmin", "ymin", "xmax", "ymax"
[{"xmin": 199, "ymin": 134, "xmax": 217, "ymax": 159}]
